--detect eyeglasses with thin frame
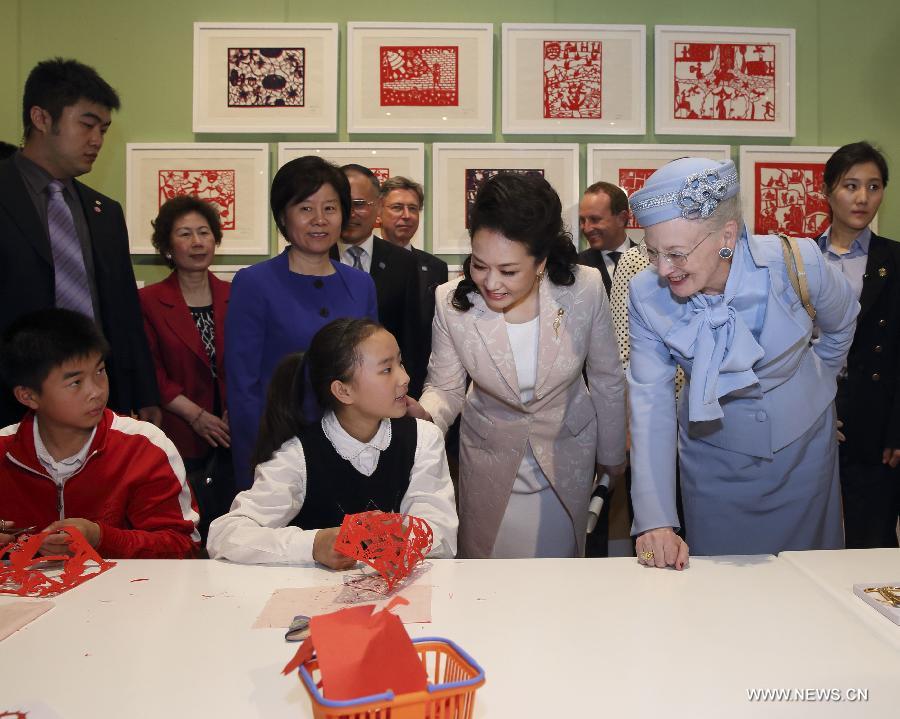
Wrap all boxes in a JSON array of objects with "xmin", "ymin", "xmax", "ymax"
[
  {"xmin": 350, "ymin": 199, "xmax": 376, "ymax": 212},
  {"xmin": 384, "ymin": 203, "xmax": 421, "ymax": 215},
  {"xmin": 640, "ymin": 230, "xmax": 715, "ymax": 268}
]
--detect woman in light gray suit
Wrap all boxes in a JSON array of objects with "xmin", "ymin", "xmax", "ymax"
[{"xmin": 407, "ymin": 173, "xmax": 626, "ymax": 558}]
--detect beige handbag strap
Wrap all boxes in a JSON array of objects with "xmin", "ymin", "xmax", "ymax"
[{"xmin": 778, "ymin": 233, "xmax": 816, "ymax": 320}]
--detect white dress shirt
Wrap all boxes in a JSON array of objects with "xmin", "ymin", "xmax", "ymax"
[
  {"xmin": 337, "ymin": 234, "xmax": 375, "ymax": 274},
  {"xmin": 207, "ymin": 412, "xmax": 458, "ymax": 564},
  {"xmin": 602, "ymin": 238, "xmax": 632, "ymax": 277}
]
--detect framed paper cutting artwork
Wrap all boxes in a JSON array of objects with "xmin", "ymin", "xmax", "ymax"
[
  {"xmin": 193, "ymin": 22, "xmax": 338, "ymax": 133},
  {"xmin": 347, "ymin": 22, "xmax": 493, "ymax": 134},
  {"xmin": 654, "ymin": 25, "xmax": 795, "ymax": 137},
  {"xmin": 277, "ymin": 143, "xmax": 426, "ymax": 248},
  {"xmin": 738, "ymin": 145, "xmax": 873, "ymax": 239},
  {"xmin": 502, "ymin": 24, "xmax": 646, "ymax": 135},
  {"xmin": 432, "ymin": 143, "xmax": 579, "ymax": 254},
  {"xmin": 126, "ymin": 143, "xmax": 270, "ymax": 255},
  {"xmin": 587, "ymin": 144, "xmax": 731, "ymax": 245}
]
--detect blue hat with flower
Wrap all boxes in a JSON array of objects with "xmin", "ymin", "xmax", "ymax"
[{"xmin": 629, "ymin": 157, "xmax": 739, "ymax": 227}]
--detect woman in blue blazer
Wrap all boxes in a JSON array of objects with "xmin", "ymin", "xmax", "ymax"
[
  {"xmin": 226, "ymin": 157, "xmax": 377, "ymax": 488},
  {"xmin": 626, "ymin": 158, "xmax": 859, "ymax": 568}
]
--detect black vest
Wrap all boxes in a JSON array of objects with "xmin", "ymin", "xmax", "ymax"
[{"xmin": 290, "ymin": 417, "xmax": 417, "ymax": 529}]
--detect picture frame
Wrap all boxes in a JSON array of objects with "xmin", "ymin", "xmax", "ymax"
[
  {"xmin": 347, "ymin": 22, "xmax": 493, "ymax": 134},
  {"xmin": 193, "ymin": 22, "xmax": 338, "ymax": 133},
  {"xmin": 654, "ymin": 25, "xmax": 795, "ymax": 137},
  {"xmin": 209, "ymin": 264, "xmax": 249, "ymax": 282},
  {"xmin": 431, "ymin": 143, "xmax": 580, "ymax": 254},
  {"xmin": 501, "ymin": 23, "xmax": 646, "ymax": 135},
  {"xmin": 587, "ymin": 143, "xmax": 731, "ymax": 244},
  {"xmin": 276, "ymin": 142, "xmax": 426, "ymax": 249},
  {"xmin": 738, "ymin": 145, "xmax": 869, "ymax": 238},
  {"xmin": 125, "ymin": 143, "xmax": 270, "ymax": 255}
]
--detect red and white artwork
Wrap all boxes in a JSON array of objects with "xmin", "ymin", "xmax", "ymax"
[
  {"xmin": 543, "ymin": 40, "xmax": 602, "ymax": 119},
  {"xmin": 464, "ymin": 168, "xmax": 545, "ymax": 228},
  {"xmin": 159, "ymin": 170, "xmax": 236, "ymax": 231},
  {"xmin": 673, "ymin": 42, "xmax": 775, "ymax": 122},
  {"xmin": 227, "ymin": 48, "xmax": 305, "ymax": 107},
  {"xmin": 370, "ymin": 167, "xmax": 390, "ymax": 184},
  {"xmin": 380, "ymin": 46, "xmax": 459, "ymax": 106},
  {"xmin": 618, "ymin": 168, "xmax": 656, "ymax": 229},
  {"xmin": 754, "ymin": 162, "xmax": 829, "ymax": 238}
]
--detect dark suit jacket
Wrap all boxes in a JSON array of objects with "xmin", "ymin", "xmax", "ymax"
[
  {"xmin": 332, "ymin": 237, "xmax": 425, "ymax": 396},
  {"xmin": 831, "ymin": 232, "xmax": 900, "ymax": 463},
  {"xmin": 411, "ymin": 246, "xmax": 449, "ymax": 377},
  {"xmin": 139, "ymin": 271, "xmax": 230, "ymax": 460},
  {"xmin": 576, "ymin": 240, "xmax": 635, "ymax": 297},
  {"xmin": 0, "ymin": 157, "xmax": 159, "ymax": 427}
]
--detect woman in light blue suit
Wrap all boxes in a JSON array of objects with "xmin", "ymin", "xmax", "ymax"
[{"xmin": 626, "ymin": 158, "xmax": 859, "ymax": 569}]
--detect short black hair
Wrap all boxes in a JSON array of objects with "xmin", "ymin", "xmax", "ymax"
[
  {"xmin": 341, "ymin": 163, "xmax": 381, "ymax": 194},
  {"xmin": 270, "ymin": 155, "xmax": 351, "ymax": 236},
  {"xmin": 824, "ymin": 141, "xmax": 889, "ymax": 193},
  {"xmin": 22, "ymin": 58, "xmax": 120, "ymax": 139},
  {"xmin": 0, "ymin": 309, "xmax": 110, "ymax": 391},
  {"xmin": 151, "ymin": 195, "xmax": 223, "ymax": 269}
]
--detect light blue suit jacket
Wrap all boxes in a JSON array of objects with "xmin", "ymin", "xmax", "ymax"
[{"xmin": 627, "ymin": 230, "xmax": 859, "ymax": 534}]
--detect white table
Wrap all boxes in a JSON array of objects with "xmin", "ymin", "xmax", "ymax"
[
  {"xmin": 1, "ymin": 555, "xmax": 899, "ymax": 718},
  {"xmin": 780, "ymin": 548, "xmax": 900, "ymax": 651}
]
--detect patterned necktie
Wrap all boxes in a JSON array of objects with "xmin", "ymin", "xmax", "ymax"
[
  {"xmin": 347, "ymin": 245, "xmax": 365, "ymax": 270},
  {"xmin": 47, "ymin": 180, "xmax": 94, "ymax": 318},
  {"xmin": 608, "ymin": 251, "xmax": 622, "ymax": 274}
]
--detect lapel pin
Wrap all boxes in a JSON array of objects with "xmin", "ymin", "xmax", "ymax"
[
  {"xmin": 93, "ymin": 206, "xmax": 101, "ymax": 213},
  {"xmin": 879, "ymin": 267, "xmax": 888, "ymax": 278},
  {"xmin": 553, "ymin": 308, "xmax": 565, "ymax": 339},
  {"xmin": 378, "ymin": 261, "xmax": 386, "ymax": 270}
]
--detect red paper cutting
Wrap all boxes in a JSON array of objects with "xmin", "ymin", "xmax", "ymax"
[
  {"xmin": 333, "ymin": 511, "xmax": 432, "ymax": 592},
  {"xmin": 754, "ymin": 162, "xmax": 829, "ymax": 238},
  {"xmin": 619, "ymin": 168, "xmax": 656, "ymax": 229},
  {"xmin": 673, "ymin": 42, "xmax": 776, "ymax": 122},
  {"xmin": 380, "ymin": 46, "xmax": 459, "ymax": 106},
  {"xmin": 543, "ymin": 40, "xmax": 603, "ymax": 119},
  {"xmin": 282, "ymin": 597, "xmax": 427, "ymax": 701},
  {"xmin": 158, "ymin": 169, "xmax": 236, "ymax": 231},
  {"xmin": 0, "ymin": 527, "xmax": 116, "ymax": 598}
]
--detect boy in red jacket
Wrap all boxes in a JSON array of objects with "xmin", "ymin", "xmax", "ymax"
[{"xmin": 0, "ymin": 308, "xmax": 199, "ymax": 558}]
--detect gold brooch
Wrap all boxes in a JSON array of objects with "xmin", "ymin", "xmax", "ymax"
[
  {"xmin": 879, "ymin": 267, "xmax": 888, "ymax": 278},
  {"xmin": 553, "ymin": 308, "xmax": 564, "ymax": 338}
]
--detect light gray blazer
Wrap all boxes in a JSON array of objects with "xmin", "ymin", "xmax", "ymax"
[{"xmin": 420, "ymin": 265, "xmax": 626, "ymax": 557}]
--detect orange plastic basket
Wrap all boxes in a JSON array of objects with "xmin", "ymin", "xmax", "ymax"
[{"xmin": 297, "ymin": 636, "xmax": 486, "ymax": 719}]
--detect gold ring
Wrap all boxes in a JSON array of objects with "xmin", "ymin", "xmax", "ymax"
[{"xmin": 639, "ymin": 550, "xmax": 654, "ymax": 562}]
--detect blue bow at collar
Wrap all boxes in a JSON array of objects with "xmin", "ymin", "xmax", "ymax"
[{"xmin": 665, "ymin": 241, "xmax": 765, "ymax": 422}]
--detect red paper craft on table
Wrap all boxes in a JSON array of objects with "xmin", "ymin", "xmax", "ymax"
[
  {"xmin": 283, "ymin": 597, "xmax": 427, "ymax": 701},
  {"xmin": 0, "ymin": 527, "xmax": 116, "ymax": 598},
  {"xmin": 334, "ymin": 511, "xmax": 432, "ymax": 592}
]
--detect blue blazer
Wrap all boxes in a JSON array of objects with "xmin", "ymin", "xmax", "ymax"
[
  {"xmin": 225, "ymin": 251, "xmax": 378, "ymax": 487},
  {"xmin": 627, "ymin": 231, "xmax": 859, "ymax": 534}
]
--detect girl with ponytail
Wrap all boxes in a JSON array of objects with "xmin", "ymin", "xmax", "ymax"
[
  {"xmin": 407, "ymin": 172, "xmax": 626, "ymax": 558},
  {"xmin": 208, "ymin": 318, "xmax": 458, "ymax": 567}
]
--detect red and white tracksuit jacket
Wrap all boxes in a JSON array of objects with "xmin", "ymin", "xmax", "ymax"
[{"xmin": 0, "ymin": 409, "xmax": 200, "ymax": 558}]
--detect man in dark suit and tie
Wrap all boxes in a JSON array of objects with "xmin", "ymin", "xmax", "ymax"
[
  {"xmin": 379, "ymin": 176, "xmax": 448, "ymax": 381},
  {"xmin": 577, "ymin": 181, "xmax": 636, "ymax": 297},
  {"xmin": 0, "ymin": 58, "xmax": 159, "ymax": 427},
  {"xmin": 334, "ymin": 165, "xmax": 425, "ymax": 396},
  {"xmin": 577, "ymin": 181, "xmax": 635, "ymax": 557}
]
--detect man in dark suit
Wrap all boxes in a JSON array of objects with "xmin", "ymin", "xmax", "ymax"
[
  {"xmin": 577, "ymin": 181, "xmax": 636, "ymax": 558},
  {"xmin": 379, "ymin": 176, "xmax": 448, "ymax": 383},
  {"xmin": 334, "ymin": 165, "xmax": 425, "ymax": 396},
  {"xmin": 577, "ymin": 181, "xmax": 636, "ymax": 297},
  {"xmin": 0, "ymin": 58, "xmax": 159, "ymax": 428}
]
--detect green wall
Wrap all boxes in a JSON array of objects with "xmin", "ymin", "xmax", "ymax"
[{"xmin": 3, "ymin": 0, "xmax": 898, "ymax": 284}]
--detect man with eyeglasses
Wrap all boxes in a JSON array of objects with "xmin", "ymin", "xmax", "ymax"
[{"xmin": 334, "ymin": 164, "xmax": 425, "ymax": 396}]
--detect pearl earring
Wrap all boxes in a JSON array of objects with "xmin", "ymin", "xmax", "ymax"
[
  {"xmin": 718, "ymin": 246, "xmax": 734, "ymax": 260},
  {"xmin": 165, "ymin": 253, "xmax": 172, "ymax": 259}
]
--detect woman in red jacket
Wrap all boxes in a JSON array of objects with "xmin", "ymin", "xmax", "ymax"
[{"xmin": 139, "ymin": 196, "xmax": 232, "ymax": 542}]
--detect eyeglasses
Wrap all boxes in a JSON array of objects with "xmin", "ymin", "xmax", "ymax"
[
  {"xmin": 384, "ymin": 203, "xmax": 421, "ymax": 214},
  {"xmin": 349, "ymin": 199, "xmax": 376, "ymax": 213},
  {"xmin": 640, "ymin": 230, "xmax": 714, "ymax": 268}
]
